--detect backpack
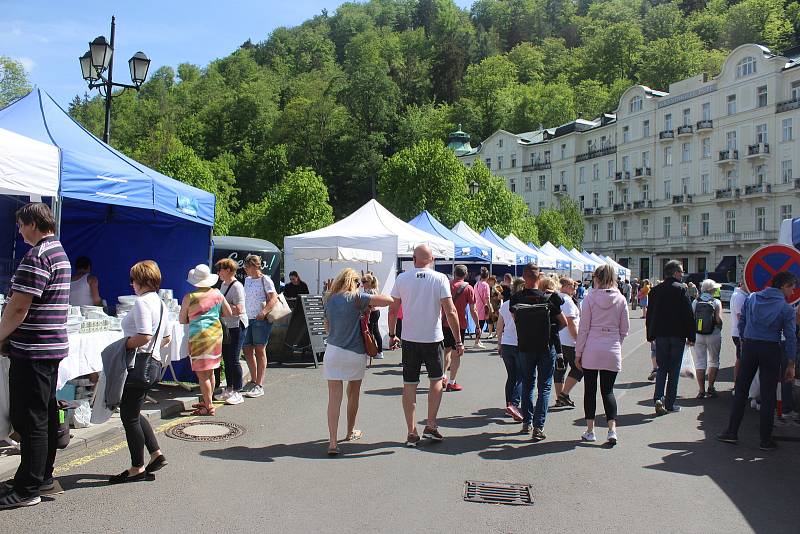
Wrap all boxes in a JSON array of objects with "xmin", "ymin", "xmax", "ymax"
[
  {"xmin": 513, "ymin": 293, "xmax": 552, "ymax": 353},
  {"xmin": 695, "ymin": 300, "xmax": 716, "ymax": 335}
]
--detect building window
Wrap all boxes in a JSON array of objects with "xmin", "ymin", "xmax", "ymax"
[
  {"xmin": 497, "ymin": 156, "xmax": 503, "ymax": 169},
  {"xmin": 781, "ymin": 204, "xmax": 793, "ymax": 220},
  {"xmin": 757, "ymin": 86, "xmax": 768, "ymax": 108},
  {"xmin": 525, "ymin": 176, "xmax": 532, "ymax": 192},
  {"xmin": 736, "ymin": 56, "xmax": 757, "ymax": 78},
  {"xmin": 681, "ymin": 214, "xmax": 690, "ymax": 236},
  {"xmin": 544, "ymin": 150, "xmax": 550, "ymax": 162},
  {"xmin": 725, "ymin": 210, "xmax": 736, "ymax": 234},
  {"xmin": 607, "ymin": 190, "xmax": 614, "ymax": 207},
  {"xmin": 560, "ymin": 144, "xmax": 566, "ymax": 159},
  {"xmin": 756, "ymin": 124, "xmax": 768, "ymax": 144},
  {"xmin": 485, "ymin": 157, "xmax": 491, "ymax": 168},
  {"xmin": 755, "ymin": 165, "xmax": 765, "ymax": 185},
  {"xmin": 792, "ymin": 81, "xmax": 800, "ymax": 102},
  {"xmin": 622, "ymin": 187, "xmax": 630, "ymax": 204},
  {"xmin": 622, "ymin": 156, "xmax": 630, "ymax": 173},
  {"xmin": 641, "ymin": 218, "xmax": 649, "ymax": 237},
  {"xmin": 530, "ymin": 153, "xmax": 536, "ymax": 166},
  {"xmin": 642, "ymin": 151, "xmax": 650, "ymax": 168},
  {"xmin": 538, "ymin": 201, "xmax": 545, "ymax": 211},
  {"xmin": 607, "ymin": 160, "xmax": 614, "ymax": 177},
  {"xmin": 701, "ymin": 173, "xmax": 710, "ymax": 194},
  {"xmin": 664, "ymin": 113, "xmax": 673, "ymax": 131},
  {"xmin": 702, "ymin": 102, "xmax": 711, "ymax": 121},
  {"xmin": 509, "ymin": 177, "xmax": 515, "ymax": 192},
  {"xmin": 781, "ymin": 160, "xmax": 792, "ymax": 183},
  {"xmin": 727, "ymin": 94, "xmax": 736, "ymax": 115},
  {"xmin": 607, "ymin": 222, "xmax": 615, "ymax": 241},
  {"xmin": 664, "ymin": 146, "xmax": 672, "ymax": 166},
  {"xmin": 593, "ymin": 163, "xmax": 600, "ymax": 180},
  {"xmin": 623, "ymin": 126, "xmax": 630, "ymax": 143},
  {"xmin": 682, "ymin": 177, "xmax": 690, "ymax": 195},
  {"xmin": 621, "ymin": 220, "xmax": 628, "ymax": 240},
  {"xmin": 498, "ymin": 139, "xmax": 503, "ymax": 148},
  {"xmin": 630, "ymin": 96, "xmax": 642, "ymax": 112},
  {"xmin": 643, "ymin": 120, "xmax": 650, "ymax": 138},
  {"xmin": 579, "ymin": 167, "xmax": 586, "ymax": 184},
  {"xmin": 538, "ymin": 175, "xmax": 546, "ymax": 191},
  {"xmin": 682, "ymin": 108, "xmax": 691, "ymax": 126},
  {"xmin": 681, "ymin": 142, "xmax": 690, "ymax": 162},
  {"xmin": 560, "ymin": 170, "xmax": 566, "ymax": 184},
  {"xmin": 782, "ymin": 118, "xmax": 793, "ymax": 141},
  {"xmin": 592, "ymin": 192, "xmax": 599, "ymax": 207},
  {"xmin": 642, "ymin": 184, "xmax": 649, "ymax": 200},
  {"xmin": 663, "ymin": 216, "xmax": 671, "ymax": 238},
  {"xmin": 726, "ymin": 131, "xmax": 737, "ymax": 150},
  {"xmin": 701, "ymin": 213, "xmax": 710, "ymax": 236},
  {"xmin": 664, "ymin": 179, "xmax": 672, "ymax": 199},
  {"xmin": 511, "ymin": 154, "xmax": 516, "ymax": 168},
  {"xmin": 579, "ymin": 195, "xmax": 585, "ymax": 209},
  {"xmin": 756, "ymin": 207, "xmax": 766, "ymax": 231},
  {"xmin": 702, "ymin": 137, "xmax": 711, "ymax": 159},
  {"xmin": 726, "ymin": 169, "xmax": 737, "ymax": 189},
  {"xmin": 697, "ymin": 257, "xmax": 707, "ymax": 272},
  {"xmin": 592, "ymin": 224, "xmax": 599, "ymax": 241}
]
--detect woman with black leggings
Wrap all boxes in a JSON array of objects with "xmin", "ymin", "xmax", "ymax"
[{"xmin": 575, "ymin": 265, "xmax": 630, "ymax": 446}]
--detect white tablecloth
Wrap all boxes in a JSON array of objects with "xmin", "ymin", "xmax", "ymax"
[
  {"xmin": 58, "ymin": 331, "xmax": 124, "ymax": 390},
  {"xmin": 163, "ymin": 322, "xmax": 188, "ymax": 365}
]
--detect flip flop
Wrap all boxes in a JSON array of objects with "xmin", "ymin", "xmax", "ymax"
[
  {"xmin": 344, "ymin": 429, "xmax": 363, "ymax": 441},
  {"xmin": 191, "ymin": 405, "xmax": 215, "ymax": 416}
]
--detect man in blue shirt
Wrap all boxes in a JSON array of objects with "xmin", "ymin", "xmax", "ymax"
[{"xmin": 718, "ymin": 271, "xmax": 797, "ymax": 451}]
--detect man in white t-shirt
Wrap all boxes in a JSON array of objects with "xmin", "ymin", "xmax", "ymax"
[
  {"xmin": 729, "ymin": 284, "xmax": 748, "ymax": 382},
  {"xmin": 389, "ymin": 245, "xmax": 462, "ymax": 447},
  {"xmin": 553, "ymin": 278, "xmax": 582, "ymax": 408}
]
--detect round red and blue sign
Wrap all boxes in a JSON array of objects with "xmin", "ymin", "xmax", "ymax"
[{"xmin": 744, "ymin": 244, "xmax": 800, "ymax": 304}]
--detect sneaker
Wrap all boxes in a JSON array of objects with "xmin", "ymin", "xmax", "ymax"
[
  {"xmin": 666, "ymin": 405, "xmax": 681, "ymax": 413},
  {"xmin": 0, "ymin": 490, "xmax": 41, "ymax": 509},
  {"xmin": 405, "ymin": 433, "xmax": 421, "ymax": 447},
  {"xmin": 554, "ymin": 397, "xmax": 567, "ymax": 408},
  {"xmin": 244, "ymin": 385, "xmax": 264, "ymax": 398},
  {"xmin": 716, "ymin": 432, "xmax": 738, "ymax": 444},
  {"xmin": 374, "ymin": 352, "xmax": 384, "ymax": 359},
  {"xmin": 239, "ymin": 381, "xmax": 256, "ymax": 393},
  {"xmin": 505, "ymin": 404, "xmax": 523, "ymax": 422},
  {"xmin": 214, "ymin": 389, "xmax": 233, "ymax": 402},
  {"xmin": 225, "ymin": 391, "xmax": 245, "ymax": 405},
  {"xmin": 473, "ymin": 342, "xmax": 487, "ymax": 350},
  {"xmin": 581, "ymin": 430, "xmax": 597, "ymax": 442},
  {"xmin": 422, "ymin": 426, "xmax": 444, "ymax": 442},
  {"xmin": 607, "ymin": 430, "xmax": 618, "ymax": 445},
  {"xmin": 648, "ymin": 369, "xmax": 658, "ymax": 381},
  {"xmin": 521, "ymin": 423, "xmax": 531, "ymax": 434},
  {"xmin": 2, "ymin": 479, "xmax": 54, "ymax": 494},
  {"xmin": 558, "ymin": 393, "xmax": 575, "ymax": 407},
  {"xmin": 759, "ymin": 440, "xmax": 778, "ymax": 451},
  {"xmin": 531, "ymin": 427, "xmax": 547, "ymax": 441},
  {"xmin": 447, "ymin": 382, "xmax": 463, "ymax": 392},
  {"xmin": 655, "ymin": 399, "xmax": 668, "ymax": 416}
]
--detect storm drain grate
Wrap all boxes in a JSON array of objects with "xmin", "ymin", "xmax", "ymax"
[
  {"xmin": 463, "ymin": 480, "xmax": 534, "ymax": 506},
  {"xmin": 165, "ymin": 421, "xmax": 245, "ymax": 442}
]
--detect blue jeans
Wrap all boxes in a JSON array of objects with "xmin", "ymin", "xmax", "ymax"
[
  {"xmin": 500, "ymin": 344, "xmax": 523, "ymax": 407},
  {"xmin": 654, "ymin": 337, "xmax": 685, "ymax": 409},
  {"xmin": 519, "ymin": 345, "xmax": 557, "ymax": 428}
]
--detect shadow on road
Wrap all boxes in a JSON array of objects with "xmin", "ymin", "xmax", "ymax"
[
  {"xmin": 569, "ymin": 412, "xmax": 657, "ymax": 428},
  {"xmin": 200, "ymin": 440, "xmax": 398, "ymax": 462},
  {"xmin": 57, "ymin": 473, "xmax": 115, "ymax": 491}
]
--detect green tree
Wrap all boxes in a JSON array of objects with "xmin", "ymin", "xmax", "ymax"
[
  {"xmin": 725, "ymin": 0, "xmax": 793, "ymax": 51},
  {"xmin": 378, "ymin": 139, "xmax": 468, "ymax": 226},
  {"xmin": 464, "ymin": 161, "xmax": 532, "ymax": 239},
  {"xmin": 0, "ymin": 56, "xmax": 31, "ymax": 106},
  {"xmin": 642, "ymin": 3, "xmax": 684, "ymax": 41},
  {"xmin": 507, "ymin": 42, "xmax": 544, "ymax": 84},
  {"xmin": 394, "ymin": 102, "xmax": 454, "ymax": 149},
  {"xmin": 536, "ymin": 208, "xmax": 569, "ymax": 248},
  {"xmin": 574, "ymin": 79, "xmax": 610, "ymax": 120},
  {"xmin": 638, "ymin": 33, "xmax": 706, "ymax": 90},
  {"xmin": 557, "ymin": 196, "xmax": 585, "ymax": 248},
  {"xmin": 460, "ymin": 54, "xmax": 518, "ymax": 138},
  {"xmin": 582, "ymin": 22, "xmax": 644, "ymax": 85}
]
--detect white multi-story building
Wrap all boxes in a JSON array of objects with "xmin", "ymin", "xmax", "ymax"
[{"xmin": 455, "ymin": 44, "xmax": 800, "ymax": 281}]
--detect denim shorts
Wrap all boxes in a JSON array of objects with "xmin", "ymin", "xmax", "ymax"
[{"xmin": 243, "ymin": 319, "xmax": 272, "ymax": 347}]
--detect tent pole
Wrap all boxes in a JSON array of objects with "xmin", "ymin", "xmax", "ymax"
[
  {"xmin": 52, "ymin": 196, "xmax": 62, "ymax": 239},
  {"xmin": 317, "ymin": 259, "xmax": 321, "ymax": 294}
]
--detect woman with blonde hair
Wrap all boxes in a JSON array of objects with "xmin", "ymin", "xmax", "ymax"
[
  {"xmin": 179, "ymin": 264, "xmax": 233, "ymax": 416},
  {"xmin": 576, "ymin": 264, "xmax": 629, "ymax": 445},
  {"xmin": 323, "ymin": 268, "xmax": 393, "ymax": 456},
  {"xmin": 240, "ymin": 254, "xmax": 277, "ymax": 398}
]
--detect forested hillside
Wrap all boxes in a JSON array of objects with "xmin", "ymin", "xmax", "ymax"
[{"xmin": 67, "ymin": 0, "xmax": 800, "ymax": 241}]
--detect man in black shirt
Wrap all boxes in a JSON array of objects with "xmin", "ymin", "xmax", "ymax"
[
  {"xmin": 510, "ymin": 263, "xmax": 567, "ymax": 441},
  {"xmin": 282, "ymin": 271, "xmax": 309, "ymax": 310}
]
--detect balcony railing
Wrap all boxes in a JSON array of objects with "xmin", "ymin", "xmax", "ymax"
[
  {"xmin": 746, "ymin": 143, "xmax": 769, "ymax": 158},
  {"xmin": 776, "ymin": 98, "xmax": 800, "ymax": 114},
  {"xmin": 634, "ymin": 167, "xmax": 652, "ymax": 178},
  {"xmin": 677, "ymin": 125, "xmax": 693, "ymax": 136},
  {"xmin": 612, "ymin": 203, "xmax": 627, "ymax": 212},
  {"xmin": 743, "ymin": 183, "xmax": 772, "ymax": 195},
  {"xmin": 795, "ymin": 178, "xmax": 800, "ymax": 189},
  {"xmin": 632, "ymin": 200, "xmax": 653, "ymax": 210},
  {"xmin": 553, "ymin": 184, "xmax": 568, "ymax": 194},
  {"xmin": 575, "ymin": 145, "xmax": 616, "ymax": 163},
  {"xmin": 523, "ymin": 159, "xmax": 551, "ymax": 171},
  {"xmin": 671, "ymin": 194, "xmax": 693, "ymax": 206},
  {"xmin": 696, "ymin": 119, "xmax": 713, "ymax": 131},
  {"xmin": 614, "ymin": 171, "xmax": 631, "ymax": 182},
  {"xmin": 718, "ymin": 149, "xmax": 739, "ymax": 162},
  {"xmin": 659, "ymin": 130, "xmax": 675, "ymax": 141},
  {"xmin": 583, "ymin": 207, "xmax": 603, "ymax": 216},
  {"xmin": 714, "ymin": 187, "xmax": 741, "ymax": 199}
]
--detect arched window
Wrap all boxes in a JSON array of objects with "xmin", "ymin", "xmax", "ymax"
[
  {"xmin": 629, "ymin": 96, "xmax": 642, "ymax": 113},
  {"xmin": 736, "ymin": 57, "xmax": 757, "ymax": 78}
]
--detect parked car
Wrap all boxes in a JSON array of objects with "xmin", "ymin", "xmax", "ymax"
[{"xmin": 719, "ymin": 283, "xmax": 735, "ymax": 308}]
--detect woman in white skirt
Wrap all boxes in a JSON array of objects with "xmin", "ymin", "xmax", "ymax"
[{"xmin": 324, "ymin": 268, "xmax": 393, "ymax": 456}]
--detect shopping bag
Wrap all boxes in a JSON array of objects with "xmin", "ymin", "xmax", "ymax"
[{"xmin": 680, "ymin": 346, "xmax": 695, "ymax": 378}]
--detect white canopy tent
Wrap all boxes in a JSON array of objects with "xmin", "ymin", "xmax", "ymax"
[
  {"xmin": 451, "ymin": 221, "xmax": 516, "ymax": 265},
  {"xmin": 572, "ymin": 248, "xmax": 605, "ymax": 271},
  {"xmin": 0, "ymin": 127, "xmax": 59, "ymax": 198},
  {"xmin": 504, "ymin": 234, "xmax": 556, "ymax": 269},
  {"xmin": 292, "ymin": 246, "xmax": 383, "ymax": 293},
  {"xmin": 600, "ymin": 255, "xmax": 632, "ymax": 280},
  {"xmin": 541, "ymin": 241, "xmax": 585, "ymax": 280}
]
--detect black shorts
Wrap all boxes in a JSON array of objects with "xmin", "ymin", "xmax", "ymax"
[
  {"xmin": 732, "ymin": 336, "xmax": 741, "ymax": 359},
  {"xmin": 443, "ymin": 328, "xmax": 466, "ymax": 350},
  {"xmin": 402, "ymin": 341, "xmax": 444, "ymax": 384}
]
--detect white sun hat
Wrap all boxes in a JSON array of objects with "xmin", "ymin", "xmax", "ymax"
[{"xmin": 187, "ymin": 264, "xmax": 218, "ymax": 288}]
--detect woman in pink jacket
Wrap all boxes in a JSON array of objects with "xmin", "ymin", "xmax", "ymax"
[{"xmin": 576, "ymin": 264, "xmax": 630, "ymax": 446}]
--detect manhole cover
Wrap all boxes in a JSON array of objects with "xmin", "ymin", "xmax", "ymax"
[
  {"xmin": 463, "ymin": 480, "xmax": 533, "ymax": 506},
  {"xmin": 165, "ymin": 421, "xmax": 245, "ymax": 442}
]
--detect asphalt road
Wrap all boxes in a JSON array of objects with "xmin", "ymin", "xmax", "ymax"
[{"xmin": 3, "ymin": 309, "xmax": 798, "ymax": 533}]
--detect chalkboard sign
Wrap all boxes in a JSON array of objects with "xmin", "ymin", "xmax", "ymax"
[{"xmin": 300, "ymin": 294, "xmax": 327, "ymax": 367}]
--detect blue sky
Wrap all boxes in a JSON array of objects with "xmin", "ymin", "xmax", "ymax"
[{"xmin": 2, "ymin": 0, "xmax": 473, "ymax": 107}]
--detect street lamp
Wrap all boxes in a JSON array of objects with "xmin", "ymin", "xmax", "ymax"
[
  {"xmin": 78, "ymin": 16, "xmax": 151, "ymax": 143},
  {"xmin": 469, "ymin": 181, "xmax": 480, "ymax": 196}
]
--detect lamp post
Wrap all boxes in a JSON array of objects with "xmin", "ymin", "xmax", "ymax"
[
  {"xmin": 469, "ymin": 181, "xmax": 480, "ymax": 196},
  {"xmin": 79, "ymin": 16, "xmax": 151, "ymax": 143}
]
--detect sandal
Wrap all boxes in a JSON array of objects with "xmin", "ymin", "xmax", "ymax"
[
  {"xmin": 327, "ymin": 446, "xmax": 341, "ymax": 456},
  {"xmin": 344, "ymin": 429, "xmax": 363, "ymax": 441},
  {"xmin": 696, "ymin": 391, "xmax": 706, "ymax": 399},
  {"xmin": 191, "ymin": 405, "xmax": 216, "ymax": 416}
]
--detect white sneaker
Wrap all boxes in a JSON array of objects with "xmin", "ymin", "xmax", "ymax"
[
  {"xmin": 581, "ymin": 430, "xmax": 596, "ymax": 442},
  {"xmin": 374, "ymin": 352, "xmax": 384, "ymax": 359},
  {"xmin": 214, "ymin": 389, "xmax": 233, "ymax": 402},
  {"xmin": 473, "ymin": 342, "xmax": 487, "ymax": 350},
  {"xmin": 245, "ymin": 385, "xmax": 264, "ymax": 398},
  {"xmin": 607, "ymin": 430, "xmax": 618, "ymax": 445},
  {"xmin": 225, "ymin": 391, "xmax": 245, "ymax": 405}
]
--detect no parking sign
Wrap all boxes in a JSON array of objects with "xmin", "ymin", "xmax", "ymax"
[{"xmin": 743, "ymin": 244, "xmax": 800, "ymax": 304}]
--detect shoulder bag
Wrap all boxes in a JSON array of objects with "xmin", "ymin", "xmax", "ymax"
[
  {"xmin": 126, "ymin": 301, "xmax": 164, "ymax": 388},
  {"xmin": 221, "ymin": 282, "xmax": 237, "ymax": 345},
  {"xmin": 262, "ymin": 277, "xmax": 291, "ymax": 323},
  {"xmin": 359, "ymin": 295, "xmax": 379, "ymax": 360}
]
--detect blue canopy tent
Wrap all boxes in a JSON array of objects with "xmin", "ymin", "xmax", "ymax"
[
  {"xmin": 560, "ymin": 246, "xmax": 595, "ymax": 273},
  {"xmin": 0, "ymin": 89, "xmax": 215, "ymax": 306},
  {"xmin": 480, "ymin": 227, "xmax": 529, "ymax": 276},
  {"xmin": 408, "ymin": 211, "xmax": 490, "ymax": 264}
]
